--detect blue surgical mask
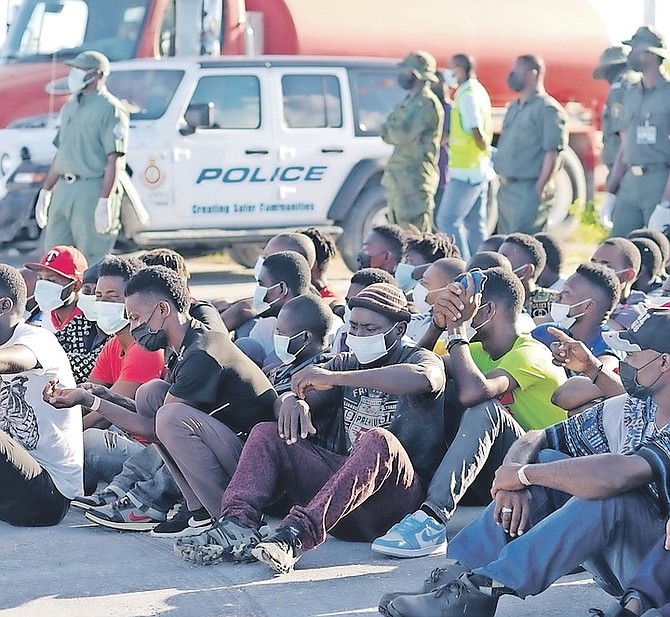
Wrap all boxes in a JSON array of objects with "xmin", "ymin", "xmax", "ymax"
[{"xmin": 395, "ymin": 263, "xmax": 418, "ymax": 292}]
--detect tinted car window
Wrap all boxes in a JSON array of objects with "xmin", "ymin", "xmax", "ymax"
[
  {"xmin": 282, "ymin": 74, "xmax": 342, "ymax": 129},
  {"xmin": 189, "ymin": 75, "xmax": 261, "ymax": 129},
  {"xmin": 350, "ymin": 69, "xmax": 405, "ymax": 136},
  {"xmin": 108, "ymin": 69, "xmax": 184, "ymax": 120}
]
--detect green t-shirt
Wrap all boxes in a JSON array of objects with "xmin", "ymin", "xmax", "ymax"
[{"xmin": 469, "ymin": 333, "xmax": 567, "ymax": 430}]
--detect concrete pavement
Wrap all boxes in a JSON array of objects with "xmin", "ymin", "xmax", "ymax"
[{"xmin": 0, "ymin": 506, "xmax": 613, "ymax": 617}]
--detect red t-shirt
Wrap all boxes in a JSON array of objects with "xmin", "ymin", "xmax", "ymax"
[{"xmin": 90, "ymin": 337, "xmax": 165, "ymax": 385}]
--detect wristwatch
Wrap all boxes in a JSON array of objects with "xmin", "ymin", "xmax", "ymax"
[{"xmin": 446, "ymin": 333, "xmax": 468, "ymax": 352}]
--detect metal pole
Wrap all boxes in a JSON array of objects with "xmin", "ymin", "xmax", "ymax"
[{"xmin": 643, "ymin": 0, "xmax": 656, "ymax": 25}]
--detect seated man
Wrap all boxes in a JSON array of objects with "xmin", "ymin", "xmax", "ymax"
[
  {"xmin": 395, "ymin": 231, "xmax": 461, "ymax": 293},
  {"xmin": 464, "ymin": 251, "xmax": 512, "ymax": 272},
  {"xmin": 0, "ymin": 264, "xmax": 82, "ymax": 526},
  {"xmin": 174, "ymin": 283, "xmax": 446, "ymax": 574},
  {"xmin": 217, "ymin": 232, "xmax": 316, "ymax": 332},
  {"xmin": 25, "ymin": 246, "xmax": 109, "ymax": 383},
  {"xmin": 76, "ymin": 259, "xmax": 103, "ymax": 323},
  {"xmin": 629, "ymin": 227, "xmax": 670, "ymax": 281},
  {"xmin": 407, "ymin": 257, "xmax": 466, "ymax": 342},
  {"xmin": 44, "ymin": 266, "xmax": 277, "ymax": 530},
  {"xmin": 358, "ymin": 224, "xmax": 403, "ymax": 273},
  {"xmin": 382, "ymin": 308, "xmax": 670, "ymax": 617},
  {"xmin": 331, "ymin": 267, "xmax": 397, "ymax": 354},
  {"xmin": 244, "ymin": 252, "xmax": 317, "ymax": 362},
  {"xmin": 374, "ymin": 267, "xmax": 566, "ymax": 562},
  {"xmin": 499, "ymin": 233, "xmax": 557, "ymax": 321},
  {"xmin": 591, "ymin": 237, "xmax": 645, "ymax": 330},
  {"xmin": 630, "ymin": 237, "xmax": 663, "ymax": 295},
  {"xmin": 298, "ymin": 227, "xmax": 344, "ymax": 310},
  {"xmin": 534, "ymin": 232, "xmax": 566, "ymax": 291},
  {"xmin": 536, "ymin": 263, "xmax": 623, "ymax": 414},
  {"xmin": 80, "ymin": 256, "xmax": 166, "ymax": 493}
]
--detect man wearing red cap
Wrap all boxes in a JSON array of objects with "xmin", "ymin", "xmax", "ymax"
[
  {"xmin": 34, "ymin": 50, "xmax": 129, "ymax": 264},
  {"xmin": 25, "ymin": 245, "xmax": 109, "ymax": 383}
]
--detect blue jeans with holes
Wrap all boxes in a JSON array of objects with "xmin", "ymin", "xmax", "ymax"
[
  {"xmin": 448, "ymin": 449, "xmax": 666, "ymax": 599},
  {"xmin": 435, "ymin": 178, "xmax": 488, "ymax": 260}
]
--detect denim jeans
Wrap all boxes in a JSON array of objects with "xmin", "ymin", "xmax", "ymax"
[
  {"xmin": 626, "ymin": 536, "xmax": 670, "ymax": 615},
  {"xmin": 423, "ymin": 400, "xmax": 523, "ymax": 525},
  {"xmin": 83, "ymin": 427, "xmax": 145, "ymax": 495},
  {"xmin": 435, "ymin": 178, "xmax": 488, "ymax": 260},
  {"xmin": 108, "ymin": 445, "xmax": 181, "ymax": 515},
  {"xmin": 448, "ymin": 449, "xmax": 666, "ymax": 599}
]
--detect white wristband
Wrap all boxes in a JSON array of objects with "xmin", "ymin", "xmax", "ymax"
[
  {"xmin": 89, "ymin": 395, "xmax": 102, "ymax": 411},
  {"xmin": 517, "ymin": 464, "xmax": 532, "ymax": 487}
]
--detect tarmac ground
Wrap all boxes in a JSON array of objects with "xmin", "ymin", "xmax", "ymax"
[{"xmin": 0, "ymin": 506, "xmax": 613, "ymax": 617}]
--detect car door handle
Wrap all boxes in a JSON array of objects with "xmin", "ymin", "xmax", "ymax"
[
  {"xmin": 245, "ymin": 149, "xmax": 269, "ymax": 155},
  {"xmin": 321, "ymin": 148, "xmax": 344, "ymax": 153}
]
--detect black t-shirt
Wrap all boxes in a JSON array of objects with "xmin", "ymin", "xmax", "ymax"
[{"xmin": 166, "ymin": 319, "xmax": 276, "ymax": 434}]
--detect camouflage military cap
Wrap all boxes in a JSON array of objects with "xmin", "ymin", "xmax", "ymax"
[{"xmin": 399, "ymin": 50, "xmax": 439, "ymax": 82}]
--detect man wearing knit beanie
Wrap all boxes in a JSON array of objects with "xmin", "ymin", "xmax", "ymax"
[{"xmin": 175, "ymin": 283, "xmax": 447, "ymax": 575}]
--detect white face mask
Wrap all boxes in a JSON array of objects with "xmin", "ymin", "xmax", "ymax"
[
  {"xmin": 346, "ymin": 324, "xmax": 397, "ymax": 365},
  {"xmin": 550, "ymin": 299, "xmax": 590, "ymax": 330},
  {"xmin": 253, "ymin": 255, "xmax": 265, "ymax": 281},
  {"xmin": 252, "ymin": 282, "xmax": 282, "ymax": 314},
  {"xmin": 465, "ymin": 304, "xmax": 494, "ymax": 342},
  {"xmin": 273, "ymin": 330, "xmax": 308, "ymax": 365},
  {"xmin": 95, "ymin": 301, "xmax": 129, "ymax": 335},
  {"xmin": 512, "ymin": 263, "xmax": 529, "ymax": 280},
  {"xmin": 413, "ymin": 282, "xmax": 432, "ymax": 314},
  {"xmin": 67, "ymin": 67, "xmax": 93, "ymax": 93},
  {"xmin": 395, "ymin": 262, "xmax": 418, "ymax": 292},
  {"xmin": 77, "ymin": 293, "xmax": 97, "ymax": 321},
  {"xmin": 34, "ymin": 279, "xmax": 70, "ymax": 313},
  {"xmin": 443, "ymin": 68, "xmax": 459, "ymax": 88}
]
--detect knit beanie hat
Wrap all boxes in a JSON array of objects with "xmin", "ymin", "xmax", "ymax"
[{"xmin": 348, "ymin": 282, "xmax": 411, "ymax": 323}]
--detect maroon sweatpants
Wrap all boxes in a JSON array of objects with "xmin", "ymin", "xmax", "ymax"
[{"xmin": 219, "ymin": 422, "xmax": 423, "ymax": 550}]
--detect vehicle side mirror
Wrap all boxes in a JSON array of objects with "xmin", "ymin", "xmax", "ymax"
[{"xmin": 179, "ymin": 102, "xmax": 214, "ymax": 135}]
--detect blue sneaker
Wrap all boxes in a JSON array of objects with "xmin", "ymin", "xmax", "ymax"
[{"xmin": 371, "ymin": 510, "xmax": 446, "ymax": 558}]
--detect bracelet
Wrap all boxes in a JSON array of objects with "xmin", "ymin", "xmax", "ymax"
[
  {"xmin": 89, "ymin": 395, "xmax": 102, "ymax": 411},
  {"xmin": 517, "ymin": 464, "xmax": 532, "ymax": 487},
  {"xmin": 446, "ymin": 337, "xmax": 468, "ymax": 353},
  {"xmin": 590, "ymin": 361, "xmax": 604, "ymax": 384}
]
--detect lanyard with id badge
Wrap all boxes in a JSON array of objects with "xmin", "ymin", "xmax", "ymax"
[{"xmin": 637, "ymin": 114, "xmax": 657, "ymax": 145}]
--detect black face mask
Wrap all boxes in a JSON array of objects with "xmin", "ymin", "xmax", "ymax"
[
  {"xmin": 130, "ymin": 304, "xmax": 167, "ymax": 352},
  {"xmin": 398, "ymin": 73, "xmax": 417, "ymax": 90},
  {"xmin": 619, "ymin": 356, "xmax": 661, "ymax": 400},
  {"xmin": 627, "ymin": 52, "xmax": 647, "ymax": 72},
  {"xmin": 357, "ymin": 252, "xmax": 372, "ymax": 269},
  {"xmin": 506, "ymin": 72, "xmax": 525, "ymax": 92}
]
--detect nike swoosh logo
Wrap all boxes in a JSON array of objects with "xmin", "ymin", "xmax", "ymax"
[
  {"xmin": 128, "ymin": 511, "xmax": 150, "ymax": 522},
  {"xmin": 420, "ymin": 529, "xmax": 444, "ymax": 543}
]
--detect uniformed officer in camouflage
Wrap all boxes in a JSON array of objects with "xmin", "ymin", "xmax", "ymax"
[
  {"xmin": 381, "ymin": 50, "xmax": 443, "ymax": 232},
  {"xmin": 493, "ymin": 55, "xmax": 567, "ymax": 235},
  {"xmin": 35, "ymin": 51, "xmax": 129, "ymax": 264},
  {"xmin": 603, "ymin": 26, "xmax": 670, "ymax": 237},
  {"xmin": 593, "ymin": 45, "xmax": 640, "ymax": 181}
]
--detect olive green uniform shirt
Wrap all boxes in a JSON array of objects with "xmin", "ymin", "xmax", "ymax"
[
  {"xmin": 494, "ymin": 90, "xmax": 567, "ymax": 180},
  {"xmin": 53, "ymin": 87, "xmax": 128, "ymax": 176},
  {"xmin": 601, "ymin": 72, "xmax": 639, "ymax": 167},
  {"xmin": 620, "ymin": 76, "xmax": 670, "ymax": 166}
]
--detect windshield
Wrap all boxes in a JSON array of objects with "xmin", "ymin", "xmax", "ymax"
[
  {"xmin": 107, "ymin": 69, "xmax": 184, "ymax": 120},
  {"xmin": 1, "ymin": 0, "xmax": 150, "ymax": 62}
]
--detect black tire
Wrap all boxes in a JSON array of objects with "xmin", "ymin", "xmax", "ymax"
[
  {"xmin": 337, "ymin": 183, "xmax": 388, "ymax": 271},
  {"xmin": 548, "ymin": 145, "xmax": 587, "ymax": 230},
  {"xmin": 229, "ymin": 242, "xmax": 264, "ymax": 268}
]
